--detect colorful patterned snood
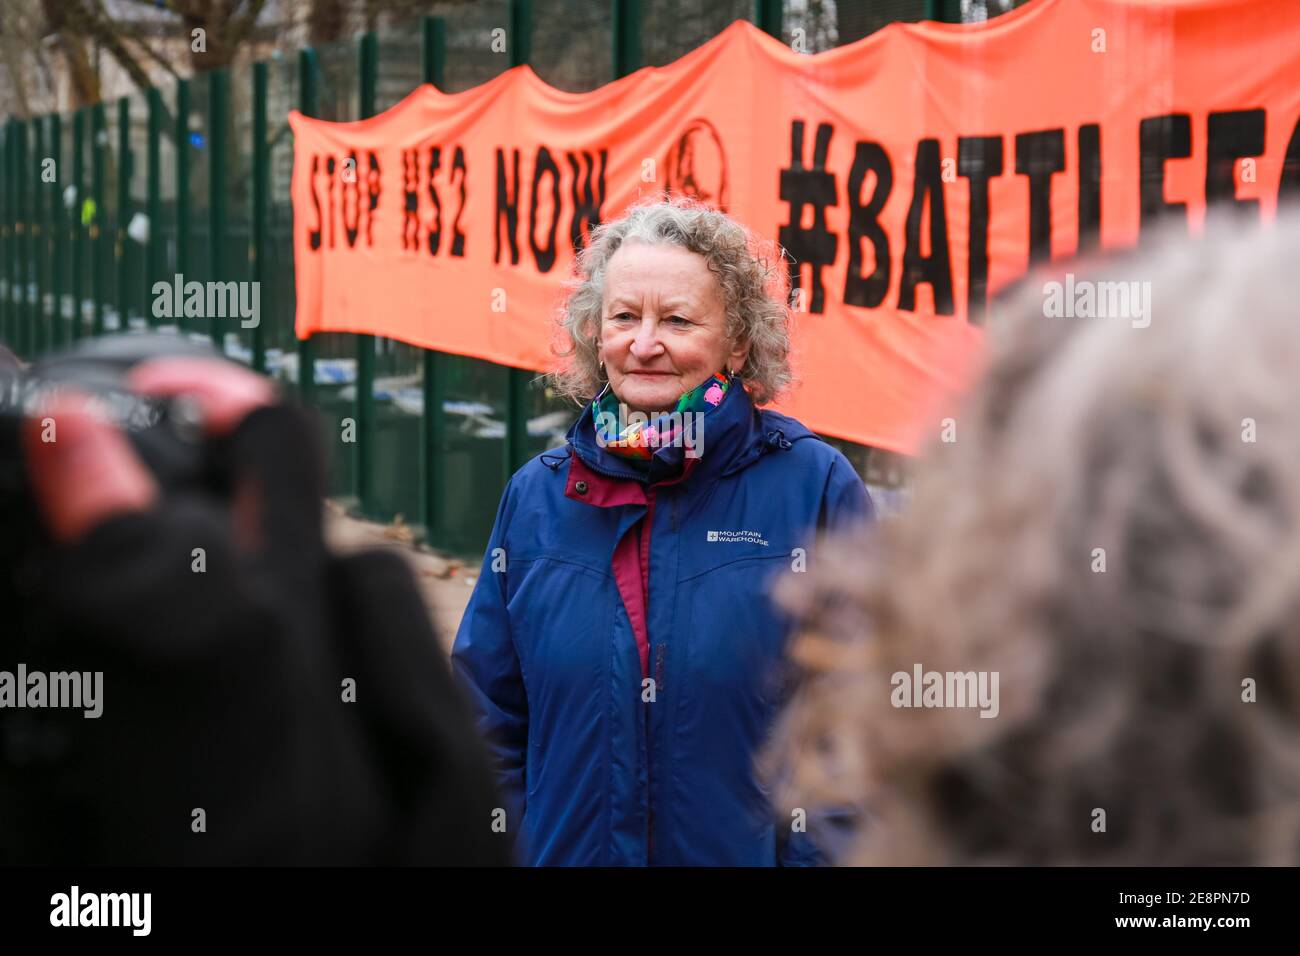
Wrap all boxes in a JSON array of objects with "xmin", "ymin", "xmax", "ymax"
[{"xmin": 591, "ymin": 371, "xmax": 731, "ymax": 461}]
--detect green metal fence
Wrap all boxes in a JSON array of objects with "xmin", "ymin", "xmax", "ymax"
[{"xmin": 0, "ymin": 0, "xmax": 942, "ymax": 557}]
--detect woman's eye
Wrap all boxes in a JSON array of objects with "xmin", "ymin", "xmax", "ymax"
[
  {"xmin": 609, "ymin": 312, "xmax": 635, "ymax": 322},
  {"xmin": 667, "ymin": 315, "xmax": 691, "ymax": 326}
]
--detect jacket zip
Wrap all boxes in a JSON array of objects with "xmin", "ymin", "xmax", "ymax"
[
  {"xmin": 649, "ymin": 641, "xmax": 668, "ymax": 863},
  {"xmin": 655, "ymin": 490, "xmax": 677, "ymax": 859},
  {"xmin": 571, "ymin": 448, "xmax": 690, "ymax": 864},
  {"xmin": 643, "ymin": 487, "xmax": 657, "ymax": 864},
  {"xmin": 645, "ymin": 685, "xmax": 654, "ymax": 862},
  {"xmin": 571, "ymin": 446, "xmax": 662, "ymax": 861}
]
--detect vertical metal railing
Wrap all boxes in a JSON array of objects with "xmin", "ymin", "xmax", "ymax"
[
  {"xmin": 27, "ymin": 119, "xmax": 38, "ymax": 353},
  {"xmin": 925, "ymin": 1, "xmax": 962, "ymax": 23},
  {"xmin": 49, "ymin": 113, "xmax": 64, "ymax": 348},
  {"xmin": 11, "ymin": 121, "xmax": 23, "ymax": 353},
  {"xmin": 34, "ymin": 116, "xmax": 46, "ymax": 355},
  {"xmin": 11, "ymin": 119, "xmax": 19, "ymax": 353},
  {"xmin": 147, "ymin": 88, "xmax": 162, "ymax": 330},
  {"xmin": 250, "ymin": 60, "xmax": 268, "ymax": 374},
  {"xmin": 175, "ymin": 78, "xmax": 190, "ymax": 336},
  {"xmin": 355, "ymin": 31, "xmax": 379, "ymax": 515},
  {"xmin": 5, "ymin": 121, "xmax": 13, "ymax": 347},
  {"xmin": 21, "ymin": 120, "xmax": 32, "ymax": 355},
  {"xmin": 42, "ymin": 114, "xmax": 54, "ymax": 352},
  {"xmin": 90, "ymin": 102, "xmax": 106, "ymax": 337},
  {"xmin": 116, "ymin": 96, "xmax": 131, "ymax": 335},
  {"xmin": 614, "ymin": 0, "xmax": 641, "ymax": 75},
  {"xmin": 1, "ymin": 122, "xmax": 9, "ymax": 345},
  {"xmin": 298, "ymin": 48, "xmax": 318, "ymax": 406},
  {"xmin": 71, "ymin": 109, "xmax": 84, "ymax": 341},
  {"xmin": 755, "ymin": 0, "xmax": 783, "ymax": 40},
  {"xmin": 209, "ymin": 70, "xmax": 227, "ymax": 346},
  {"xmin": 421, "ymin": 15, "xmax": 448, "ymax": 546},
  {"xmin": 6, "ymin": 121, "xmax": 15, "ymax": 347},
  {"xmin": 12, "ymin": 121, "xmax": 21, "ymax": 353},
  {"xmin": 503, "ymin": 0, "xmax": 533, "ymax": 483}
]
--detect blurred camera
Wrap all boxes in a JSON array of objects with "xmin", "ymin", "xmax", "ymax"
[{"xmin": 0, "ymin": 334, "xmax": 238, "ymax": 606}]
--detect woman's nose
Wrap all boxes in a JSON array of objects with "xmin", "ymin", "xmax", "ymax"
[{"xmin": 629, "ymin": 320, "xmax": 664, "ymax": 359}]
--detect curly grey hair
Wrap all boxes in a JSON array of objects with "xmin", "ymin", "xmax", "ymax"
[
  {"xmin": 548, "ymin": 196, "xmax": 793, "ymax": 406},
  {"xmin": 767, "ymin": 213, "xmax": 1300, "ymax": 866}
]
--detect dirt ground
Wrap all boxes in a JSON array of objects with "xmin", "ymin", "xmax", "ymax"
[{"xmin": 323, "ymin": 502, "xmax": 476, "ymax": 653}]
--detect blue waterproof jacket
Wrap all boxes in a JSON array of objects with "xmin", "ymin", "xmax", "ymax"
[{"xmin": 451, "ymin": 378, "xmax": 873, "ymax": 865}]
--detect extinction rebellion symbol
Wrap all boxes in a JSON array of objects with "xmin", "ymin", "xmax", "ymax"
[{"xmin": 664, "ymin": 118, "xmax": 729, "ymax": 212}]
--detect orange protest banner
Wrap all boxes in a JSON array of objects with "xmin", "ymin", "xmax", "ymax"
[{"xmin": 290, "ymin": 0, "xmax": 1300, "ymax": 454}]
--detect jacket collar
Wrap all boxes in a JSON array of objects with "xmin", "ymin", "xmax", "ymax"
[{"xmin": 565, "ymin": 374, "xmax": 804, "ymax": 488}]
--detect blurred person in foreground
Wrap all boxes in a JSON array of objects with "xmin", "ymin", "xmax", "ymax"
[
  {"xmin": 1, "ymin": 352, "xmax": 507, "ymax": 865},
  {"xmin": 452, "ymin": 197, "xmax": 873, "ymax": 866},
  {"xmin": 770, "ymin": 214, "xmax": 1300, "ymax": 866}
]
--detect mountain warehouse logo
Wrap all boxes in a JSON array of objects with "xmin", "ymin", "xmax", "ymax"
[{"xmin": 706, "ymin": 530, "xmax": 768, "ymax": 546}]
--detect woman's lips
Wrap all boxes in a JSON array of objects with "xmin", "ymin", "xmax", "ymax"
[{"xmin": 627, "ymin": 370, "xmax": 673, "ymax": 376}]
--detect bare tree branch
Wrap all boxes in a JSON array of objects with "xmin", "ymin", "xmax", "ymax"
[
  {"xmin": 115, "ymin": 0, "xmax": 202, "ymax": 19},
  {"xmin": 224, "ymin": 0, "xmax": 271, "ymax": 53},
  {"xmin": 62, "ymin": 0, "xmax": 155, "ymax": 91},
  {"xmin": 126, "ymin": 31, "xmax": 182, "ymax": 80},
  {"xmin": 33, "ymin": 0, "xmax": 96, "ymax": 108},
  {"xmin": 309, "ymin": 0, "xmax": 347, "ymax": 47}
]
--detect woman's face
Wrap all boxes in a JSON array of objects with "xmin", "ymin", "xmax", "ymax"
[{"xmin": 597, "ymin": 241, "xmax": 749, "ymax": 416}]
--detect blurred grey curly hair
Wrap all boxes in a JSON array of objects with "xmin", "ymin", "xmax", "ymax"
[
  {"xmin": 548, "ymin": 196, "xmax": 793, "ymax": 406},
  {"xmin": 768, "ymin": 213, "xmax": 1300, "ymax": 866}
]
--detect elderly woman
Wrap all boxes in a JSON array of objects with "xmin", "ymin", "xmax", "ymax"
[{"xmin": 451, "ymin": 197, "xmax": 873, "ymax": 866}]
